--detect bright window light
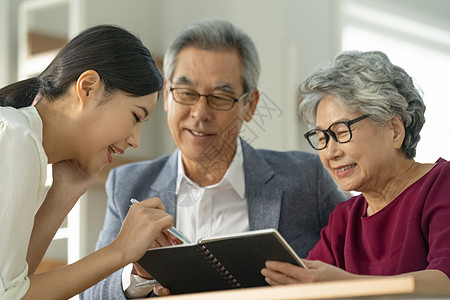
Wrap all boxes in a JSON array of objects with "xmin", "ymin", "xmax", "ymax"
[{"xmin": 341, "ymin": 1, "xmax": 450, "ymax": 163}]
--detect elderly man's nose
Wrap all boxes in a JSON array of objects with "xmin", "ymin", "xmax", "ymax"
[{"xmin": 191, "ymin": 96, "xmax": 213, "ymax": 120}]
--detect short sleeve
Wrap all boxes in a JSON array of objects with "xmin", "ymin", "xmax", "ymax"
[{"xmin": 422, "ymin": 160, "xmax": 450, "ymax": 277}]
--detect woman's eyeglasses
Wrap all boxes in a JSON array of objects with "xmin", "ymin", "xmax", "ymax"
[{"xmin": 304, "ymin": 115, "xmax": 369, "ymax": 150}]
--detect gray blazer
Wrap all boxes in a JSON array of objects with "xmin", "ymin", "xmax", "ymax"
[{"xmin": 81, "ymin": 140, "xmax": 346, "ymax": 299}]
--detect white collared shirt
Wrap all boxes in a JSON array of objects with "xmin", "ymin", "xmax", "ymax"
[
  {"xmin": 122, "ymin": 139, "xmax": 249, "ymax": 297},
  {"xmin": 175, "ymin": 138, "xmax": 249, "ymax": 243}
]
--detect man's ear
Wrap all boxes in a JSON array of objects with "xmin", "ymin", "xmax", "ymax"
[
  {"xmin": 163, "ymin": 79, "xmax": 169, "ymax": 112},
  {"xmin": 243, "ymin": 89, "xmax": 260, "ymax": 122},
  {"xmin": 390, "ymin": 115, "xmax": 406, "ymax": 150},
  {"xmin": 76, "ymin": 70, "xmax": 102, "ymax": 108}
]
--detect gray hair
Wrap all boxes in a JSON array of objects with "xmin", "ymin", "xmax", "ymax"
[
  {"xmin": 163, "ymin": 19, "xmax": 261, "ymax": 94},
  {"xmin": 298, "ymin": 50, "xmax": 425, "ymax": 159}
]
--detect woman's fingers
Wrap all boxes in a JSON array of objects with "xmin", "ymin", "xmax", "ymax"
[
  {"xmin": 261, "ymin": 261, "xmax": 317, "ymax": 285},
  {"xmin": 139, "ymin": 197, "xmax": 166, "ymax": 210},
  {"xmin": 262, "ymin": 259, "xmax": 355, "ymax": 285},
  {"xmin": 113, "ymin": 197, "xmax": 174, "ymax": 263}
]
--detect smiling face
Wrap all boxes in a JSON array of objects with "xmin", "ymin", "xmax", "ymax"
[
  {"xmin": 76, "ymin": 90, "xmax": 158, "ymax": 174},
  {"xmin": 164, "ymin": 47, "xmax": 258, "ymax": 173},
  {"xmin": 316, "ymin": 95, "xmax": 404, "ymax": 193}
]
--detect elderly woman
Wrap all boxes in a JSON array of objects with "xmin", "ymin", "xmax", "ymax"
[{"xmin": 261, "ymin": 51, "xmax": 450, "ymax": 288}]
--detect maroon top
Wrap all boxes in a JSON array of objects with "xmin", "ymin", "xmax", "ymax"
[{"xmin": 307, "ymin": 158, "xmax": 450, "ymax": 278}]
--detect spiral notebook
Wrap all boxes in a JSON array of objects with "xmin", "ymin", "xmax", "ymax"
[{"xmin": 137, "ymin": 228, "xmax": 306, "ymax": 295}]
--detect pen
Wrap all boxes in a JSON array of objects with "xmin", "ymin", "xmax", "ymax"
[
  {"xmin": 129, "ymin": 198, "xmax": 139, "ymax": 207},
  {"xmin": 135, "ymin": 279, "xmax": 158, "ymax": 288},
  {"xmin": 129, "ymin": 198, "xmax": 191, "ymax": 244},
  {"xmin": 167, "ymin": 227, "xmax": 191, "ymax": 244}
]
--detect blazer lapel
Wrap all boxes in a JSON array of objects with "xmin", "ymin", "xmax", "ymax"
[
  {"xmin": 147, "ymin": 150, "xmax": 178, "ymax": 219},
  {"xmin": 242, "ymin": 139, "xmax": 283, "ymax": 230}
]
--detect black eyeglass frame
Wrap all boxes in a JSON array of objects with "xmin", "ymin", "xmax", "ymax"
[
  {"xmin": 169, "ymin": 87, "xmax": 248, "ymax": 111},
  {"xmin": 304, "ymin": 115, "xmax": 369, "ymax": 150}
]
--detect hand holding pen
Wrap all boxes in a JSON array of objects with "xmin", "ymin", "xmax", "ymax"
[
  {"xmin": 130, "ymin": 198, "xmax": 191, "ymax": 244},
  {"xmin": 129, "ymin": 198, "xmax": 190, "ymax": 290},
  {"xmin": 112, "ymin": 197, "xmax": 174, "ymax": 265}
]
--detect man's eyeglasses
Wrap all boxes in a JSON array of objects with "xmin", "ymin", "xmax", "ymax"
[
  {"xmin": 304, "ymin": 115, "xmax": 369, "ymax": 150},
  {"xmin": 169, "ymin": 87, "xmax": 248, "ymax": 111}
]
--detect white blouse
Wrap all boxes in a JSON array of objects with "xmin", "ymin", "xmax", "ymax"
[{"xmin": 0, "ymin": 106, "xmax": 48, "ymax": 299}]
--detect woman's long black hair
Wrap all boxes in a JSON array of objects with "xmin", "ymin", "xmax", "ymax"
[{"xmin": 0, "ymin": 24, "xmax": 163, "ymax": 108}]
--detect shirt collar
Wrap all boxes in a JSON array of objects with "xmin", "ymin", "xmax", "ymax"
[{"xmin": 175, "ymin": 138, "xmax": 245, "ymax": 198}]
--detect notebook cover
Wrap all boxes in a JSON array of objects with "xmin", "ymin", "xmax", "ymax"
[{"xmin": 137, "ymin": 229, "xmax": 304, "ymax": 294}]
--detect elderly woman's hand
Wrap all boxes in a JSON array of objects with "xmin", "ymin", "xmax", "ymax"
[{"xmin": 261, "ymin": 259, "xmax": 357, "ymax": 285}]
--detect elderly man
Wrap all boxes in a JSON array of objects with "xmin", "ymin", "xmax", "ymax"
[{"xmin": 81, "ymin": 19, "xmax": 346, "ymax": 299}]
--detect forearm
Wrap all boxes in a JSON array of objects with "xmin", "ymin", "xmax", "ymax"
[
  {"xmin": 24, "ymin": 243, "xmax": 127, "ymax": 300},
  {"xmin": 26, "ymin": 185, "xmax": 80, "ymax": 275}
]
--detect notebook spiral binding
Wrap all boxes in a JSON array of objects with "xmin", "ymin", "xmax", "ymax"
[{"xmin": 197, "ymin": 245, "xmax": 242, "ymax": 288}]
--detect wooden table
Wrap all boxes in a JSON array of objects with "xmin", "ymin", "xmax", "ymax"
[{"xmin": 144, "ymin": 276, "xmax": 450, "ymax": 299}]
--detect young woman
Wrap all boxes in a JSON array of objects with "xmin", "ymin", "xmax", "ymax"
[{"xmin": 0, "ymin": 25, "xmax": 175, "ymax": 299}]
